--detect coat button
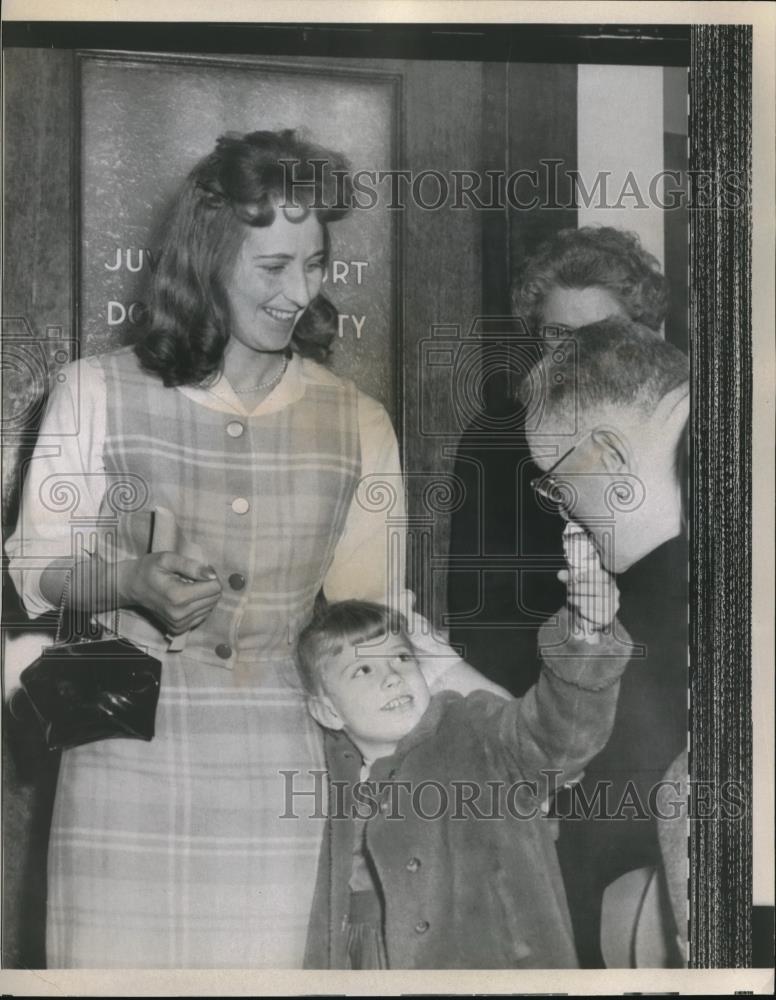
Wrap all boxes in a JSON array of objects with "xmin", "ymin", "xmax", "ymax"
[
  {"xmin": 228, "ymin": 573, "xmax": 246, "ymax": 591},
  {"xmin": 231, "ymin": 497, "xmax": 250, "ymax": 515},
  {"xmin": 406, "ymin": 857, "xmax": 421, "ymax": 873},
  {"xmin": 226, "ymin": 420, "xmax": 245, "ymax": 438},
  {"xmin": 414, "ymin": 920, "xmax": 429, "ymax": 934},
  {"xmin": 215, "ymin": 643, "xmax": 232, "ymax": 659}
]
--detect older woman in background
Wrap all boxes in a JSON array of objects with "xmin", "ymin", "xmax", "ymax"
[
  {"xmin": 511, "ymin": 225, "xmax": 668, "ymax": 334},
  {"xmin": 449, "ymin": 226, "xmax": 670, "ymax": 690}
]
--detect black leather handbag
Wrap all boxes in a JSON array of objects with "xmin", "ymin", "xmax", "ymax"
[{"xmin": 17, "ymin": 573, "xmax": 162, "ymax": 751}]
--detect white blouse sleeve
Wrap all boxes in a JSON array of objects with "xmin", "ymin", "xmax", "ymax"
[
  {"xmin": 321, "ymin": 387, "xmax": 509, "ymax": 700},
  {"xmin": 322, "ymin": 389, "xmax": 411, "ymax": 608},
  {"xmin": 5, "ymin": 357, "xmax": 108, "ymax": 618}
]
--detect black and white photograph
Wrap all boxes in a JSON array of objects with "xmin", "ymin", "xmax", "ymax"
[{"xmin": 1, "ymin": 2, "xmax": 773, "ymax": 992}]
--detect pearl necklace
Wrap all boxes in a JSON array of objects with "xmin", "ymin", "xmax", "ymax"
[{"xmin": 232, "ymin": 356, "xmax": 289, "ymax": 394}]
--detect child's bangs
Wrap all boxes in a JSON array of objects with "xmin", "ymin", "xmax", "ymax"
[
  {"xmin": 297, "ymin": 600, "xmax": 412, "ymax": 692},
  {"xmin": 324, "ymin": 605, "xmax": 408, "ymax": 657}
]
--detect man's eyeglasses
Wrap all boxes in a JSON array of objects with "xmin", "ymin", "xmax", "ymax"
[{"xmin": 530, "ymin": 430, "xmax": 593, "ymax": 504}]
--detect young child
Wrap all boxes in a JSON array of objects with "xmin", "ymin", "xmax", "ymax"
[{"xmin": 298, "ymin": 537, "xmax": 631, "ymax": 969}]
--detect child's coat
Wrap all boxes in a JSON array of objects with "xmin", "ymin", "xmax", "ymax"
[{"xmin": 304, "ymin": 608, "xmax": 633, "ymax": 968}]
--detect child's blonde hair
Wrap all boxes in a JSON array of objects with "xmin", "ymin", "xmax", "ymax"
[{"xmin": 296, "ymin": 599, "xmax": 412, "ymax": 694}]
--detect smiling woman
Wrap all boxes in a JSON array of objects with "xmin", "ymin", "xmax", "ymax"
[
  {"xmin": 7, "ymin": 128, "xmax": 480, "ymax": 970},
  {"xmin": 224, "ymin": 212, "xmax": 327, "ymax": 391},
  {"xmin": 135, "ymin": 130, "xmax": 347, "ymax": 391}
]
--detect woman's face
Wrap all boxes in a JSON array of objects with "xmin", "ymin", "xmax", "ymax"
[
  {"xmin": 540, "ymin": 284, "xmax": 628, "ymax": 330},
  {"xmin": 225, "ymin": 209, "xmax": 326, "ymax": 353}
]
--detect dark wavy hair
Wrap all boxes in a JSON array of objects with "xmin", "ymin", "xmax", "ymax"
[
  {"xmin": 135, "ymin": 129, "xmax": 352, "ymax": 386},
  {"xmin": 511, "ymin": 226, "xmax": 669, "ymax": 333}
]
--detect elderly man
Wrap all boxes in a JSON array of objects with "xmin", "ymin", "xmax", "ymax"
[
  {"xmin": 519, "ymin": 317, "xmax": 689, "ymax": 967},
  {"xmin": 523, "ymin": 318, "xmax": 688, "ymax": 574},
  {"xmin": 448, "ymin": 227, "xmax": 671, "ymax": 694}
]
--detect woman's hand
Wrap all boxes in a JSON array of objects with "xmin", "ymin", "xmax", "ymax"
[
  {"xmin": 560, "ymin": 522, "xmax": 620, "ymax": 638},
  {"xmin": 121, "ymin": 552, "xmax": 222, "ymax": 635},
  {"xmin": 407, "ymin": 609, "xmax": 511, "ymax": 699}
]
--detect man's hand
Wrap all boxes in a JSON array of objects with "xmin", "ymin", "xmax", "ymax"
[{"xmin": 560, "ymin": 522, "xmax": 620, "ymax": 640}]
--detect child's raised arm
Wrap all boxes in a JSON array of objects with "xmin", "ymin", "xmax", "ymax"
[{"xmin": 471, "ymin": 526, "xmax": 632, "ymax": 795}]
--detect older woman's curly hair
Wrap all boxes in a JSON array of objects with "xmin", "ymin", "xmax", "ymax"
[
  {"xmin": 136, "ymin": 129, "xmax": 352, "ymax": 386},
  {"xmin": 511, "ymin": 226, "xmax": 669, "ymax": 333}
]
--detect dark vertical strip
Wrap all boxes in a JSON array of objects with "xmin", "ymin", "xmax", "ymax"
[
  {"xmin": 73, "ymin": 52, "xmax": 84, "ymax": 363},
  {"xmin": 400, "ymin": 60, "xmax": 483, "ymax": 623},
  {"xmin": 506, "ymin": 62, "xmax": 578, "ymax": 272},
  {"xmin": 688, "ymin": 24, "xmax": 752, "ymax": 968},
  {"xmin": 481, "ymin": 61, "xmax": 510, "ymax": 316},
  {"xmin": 663, "ymin": 129, "xmax": 689, "ymax": 352},
  {"xmin": 391, "ymin": 72, "xmax": 405, "ymax": 456},
  {"xmin": 664, "ymin": 66, "xmax": 690, "ymax": 353},
  {"xmin": 752, "ymin": 905, "xmax": 776, "ymax": 967}
]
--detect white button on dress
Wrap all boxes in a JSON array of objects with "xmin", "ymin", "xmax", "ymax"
[{"xmin": 231, "ymin": 497, "xmax": 250, "ymax": 515}]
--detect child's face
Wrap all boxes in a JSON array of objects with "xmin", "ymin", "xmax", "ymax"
[{"xmin": 314, "ymin": 632, "xmax": 431, "ymax": 761}]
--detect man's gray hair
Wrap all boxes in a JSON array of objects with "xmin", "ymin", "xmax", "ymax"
[{"xmin": 518, "ymin": 318, "xmax": 689, "ymax": 422}]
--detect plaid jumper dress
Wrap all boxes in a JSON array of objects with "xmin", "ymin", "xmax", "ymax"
[{"xmin": 45, "ymin": 350, "xmax": 361, "ymax": 968}]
